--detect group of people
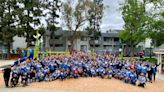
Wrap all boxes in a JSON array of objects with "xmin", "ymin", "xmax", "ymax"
[{"xmin": 3, "ymin": 52, "xmax": 159, "ymax": 88}]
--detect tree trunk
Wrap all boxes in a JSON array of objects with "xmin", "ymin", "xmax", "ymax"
[
  {"xmin": 130, "ymin": 44, "xmax": 134, "ymax": 57},
  {"xmin": 70, "ymin": 39, "xmax": 75, "ymax": 50},
  {"xmin": 7, "ymin": 43, "xmax": 11, "ymax": 59}
]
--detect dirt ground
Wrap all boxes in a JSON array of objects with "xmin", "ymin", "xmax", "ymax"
[{"xmin": 0, "ymin": 72, "xmax": 164, "ymax": 92}]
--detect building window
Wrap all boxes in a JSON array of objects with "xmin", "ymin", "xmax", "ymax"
[
  {"xmin": 80, "ymin": 45, "xmax": 87, "ymax": 51},
  {"xmin": 104, "ymin": 37, "xmax": 112, "ymax": 42},
  {"xmin": 68, "ymin": 45, "xmax": 71, "ymax": 49},
  {"xmin": 55, "ymin": 44, "xmax": 63, "ymax": 47},
  {"xmin": 90, "ymin": 37, "xmax": 99, "ymax": 40},
  {"xmin": 104, "ymin": 45, "xmax": 112, "ymax": 49},
  {"xmin": 81, "ymin": 36, "xmax": 87, "ymax": 41},
  {"xmin": 55, "ymin": 36, "xmax": 60, "ymax": 39},
  {"xmin": 50, "ymin": 44, "xmax": 53, "ymax": 47},
  {"xmin": 90, "ymin": 45, "xmax": 100, "ymax": 47},
  {"xmin": 114, "ymin": 38, "xmax": 119, "ymax": 42},
  {"xmin": 55, "ymin": 35, "xmax": 62, "ymax": 39}
]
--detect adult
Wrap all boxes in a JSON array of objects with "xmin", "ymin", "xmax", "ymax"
[
  {"xmin": 151, "ymin": 63, "xmax": 160, "ymax": 82},
  {"xmin": 3, "ymin": 65, "xmax": 11, "ymax": 87}
]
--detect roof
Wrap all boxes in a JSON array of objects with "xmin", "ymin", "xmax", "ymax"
[
  {"xmin": 153, "ymin": 44, "xmax": 164, "ymax": 54},
  {"xmin": 101, "ymin": 32, "xmax": 119, "ymax": 37},
  {"xmin": 44, "ymin": 28, "xmax": 120, "ymax": 37}
]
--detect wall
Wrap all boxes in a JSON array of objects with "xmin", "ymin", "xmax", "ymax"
[{"xmin": 13, "ymin": 36, "xmax": 27, "ymax": 49}]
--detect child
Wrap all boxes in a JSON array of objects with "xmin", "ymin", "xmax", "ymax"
[
  {"xmin": 60, "ymin": 69, "xmax": 65, "ymax": 80},
  {"xmin": 52, "ymin": 69, "xmax": 60, "ymax": 80},
  {"xmin": 21, "ymin": 72, "xmax": 28, "ymax": 87},
  {"xmin": 45, "ymin": 74, "xmax": 50, "ymax": 81},
  {"xmin": 119, "ymin": 68, "xmax": 125, "ymax": 80},
  {"xmin": 99, "ymin": 67, "xmax": 106, "ymax": 78},
  {"xmin": 113, "ymin": 69, "xmax": 119, "ymax": 79},
  {"xmin": 90, "ymin": 67, "xmax": 96, "ymax": 77},
  {"xmin": 10, "ymin": 67, "xmax": 19, "ymax": 87},
  {"xmin": 107, "ymin": 68, "xmax": 113, "ymax": 79},
  {"xmin": 124, "ymin": 69, "xmax": 131, "ymax": 83},
  {"xmin": 129, "ymin": 71, "xmax": 137, "ymax": 85},
  {"xmin": 138, "ymin": 73, "xmax": 146, "ymax": 88},
  {"xmin": 30, "ymin": 69, "xmax": 36, "ymax": 82}
]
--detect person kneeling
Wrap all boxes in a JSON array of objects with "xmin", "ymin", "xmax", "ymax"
[
  {"xmin": 21, "ymin": 73, "xmax": 28, "ymax": 87},
  {"xmin": 129, "ymin": 71, "xmax": 137, "ymax": 85},
  {"xmin": 138, "ymin": 73, "xmax": 146, "ymax": 88}
]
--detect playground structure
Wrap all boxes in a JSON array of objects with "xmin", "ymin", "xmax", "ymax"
[{"xmin": 13, "ymin": 48, "xmax": 34, "ymax": 66}]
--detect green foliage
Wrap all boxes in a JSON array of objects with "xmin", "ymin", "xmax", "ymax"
[
  {"xmin": 0, "ymin": 0, "xmax": 19, "ymax": 56},
  {"xmin": 119, "ymin": 0, "xmax": 155, "ymax": 56},
  {"xmin": 86, "ymin": 0, "xmax": 104, "ymax": 48},
  {"xmin": 162, "ymin": 60, "xmax": 164, "ymax": 62},
  {"xmin": 150, "ymin": 31, "xmax": 164, "ymax": 46},
  {"xmin": 45, "ymin": 0, "xmax": 61, "ymax": 50},
  {"xmin": 62, "ymin": 0, "xmax": 103, "ymax": 49},
  {"xmin": 144, "ymin": 58, "xmax": 157, "ymax": 63},
  {"xmin": 149, "ymin": 11, "xmax": 164, "ymax": 46},
  {"xmin": 120, "ymin": 0, "xmax": 151, "ymax": 45},
  {"xmin": 16, "ymin": 0, "xmax": 44, "ymax": 47}
]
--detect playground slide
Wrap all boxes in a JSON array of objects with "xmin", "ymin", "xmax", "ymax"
[{"xmin": 13, "ymin": 49, "xmax": 34, "ymax": 66}]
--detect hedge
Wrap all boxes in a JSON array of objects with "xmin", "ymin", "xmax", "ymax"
[{"xmin": 144, "ymin": 58, "xmax": 157, "ymax": 63}]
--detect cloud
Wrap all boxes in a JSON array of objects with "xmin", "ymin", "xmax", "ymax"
[{"xmin": 101, "ymin": 0, "xmax": 124, "ymax": 31}]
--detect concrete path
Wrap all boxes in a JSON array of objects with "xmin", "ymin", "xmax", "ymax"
[
  {"xmin": 0, "ymin": 60, "xmax": 15, "ymax": 66},
  {"xmin": 157, "ymin": 73, "xmax": 164, "ymax": 81},
  {"xmin": 0, "ymin": 60, "xmax": 15, "ymax": 70}
]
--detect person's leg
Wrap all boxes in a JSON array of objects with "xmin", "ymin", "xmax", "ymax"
[
  {"xmin": 4, "ymin": 77, "xmax": 10, "ymax": 87},
  {"xmin": 154, "ymin": 73, "xmax": 156, "ymax": 81},
  {"xmin": 4, "ymin": 78, "xmax": 8, "ymax": 87}
]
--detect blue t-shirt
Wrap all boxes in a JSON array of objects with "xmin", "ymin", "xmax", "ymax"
[
  {"xmin": 129, "ymin": 73, "xmax": 136, "ymax": 80},
  {"xmin": 152, "ymin": 66, "xmax": 156, "ymax": 73},
  {"xmin": 141, "ymin": 66, "xmax": 147, "ymax": 74},
  {"xmin": 125, "ymin": 71, "xmax": 131, "ymax": 78}
]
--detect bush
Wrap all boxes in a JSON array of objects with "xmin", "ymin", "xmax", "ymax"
[
  {"xmin": 162, "ymin": 60, "xmax": 164, "ymax": 62},
  {"xmin": 144, "ymin": 58, "xmax": 157, "ymax": 63}
]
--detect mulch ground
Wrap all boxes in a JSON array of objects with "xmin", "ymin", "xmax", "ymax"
[{"xmin": 0, "ymin": 72, "xmax": 164, "ymax": 92}]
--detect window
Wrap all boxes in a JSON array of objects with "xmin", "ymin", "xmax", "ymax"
[
  {"xmin": 104, "ymin": 37, "xmax": 112, "ymax": 42},
  {"xmin": 55, "ymin": 35, "xmax": 62, "ymax": 39},
  {"xmin": 81, "ymin": 36, "xmax": 87, "ymax": 41},
  {"xmin": 80, "ymin": 45, "xmax": 87, "ymax": 51},
  {"xmin": 104, "ymin": 45, "xmax": 112, "ymax": 49},
  {"xmin": 50, "ymin": 44, "xmax": 53, "ymax": 47},
  {"xmin": 114, "ymin": 38, "xmax": 119, "ymax": 42},
  {"xmin": 55, "ymin": 44, "xmax": 63, "ymax": 47},
  {"xmin": 55, "ymin": 36, "xmax": 60, "ymax": 39},
  {"xmin": 90, "ymin": 37, "xmax": 99, "ymax": 40},
  {"xmin": 95, "ymin": 45, "xmax": 100, "ymax": 47},
  {"xmin": 90, "ymin": 45, "xmax": 100, "ymax": 47},
  {"xmin": 68, "ymin": 45, "xmax": 71, "ymax": 49}
]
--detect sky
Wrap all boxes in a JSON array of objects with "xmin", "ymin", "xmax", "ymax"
[
  {"xmin": 101, "ymin": 0, "xmax": 124, "ymax": 31},
  {"xmin": 39, "ymin": 0, "xmax": 125, "ymax": 32}
]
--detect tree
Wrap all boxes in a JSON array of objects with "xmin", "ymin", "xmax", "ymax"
[
  {"xmin": 0, "ymin": 0, "xmax": 19, "ymax": 58},
  {"xmin": 62, "ymin": 0, "xmax": 88, "ymax": 50},
  {"xmin": 86, "ymin": 0, "xmax": 104, "ymax": 48},
  {"xmin": 119, "ymin": 0, "xmax": 154, "ymax": 56},
  {"xmin": 149, "ymin": 0, "xmax": 164, "ymax": 47},
  {"xmin": 45, "ymin": 0, "xmax": 61, "ymax": 51},
  {"xmin": 16, "ymin": 0, "xmax": 44, "ymax": 47},
  {"xmin": 62, "ymin": 0, "xmax": 102, "ymax": 50}
]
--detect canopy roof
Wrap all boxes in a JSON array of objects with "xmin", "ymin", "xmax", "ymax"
[{"xmin": 154, "ymin": 44, "xmax": 164, "ymax": 54}]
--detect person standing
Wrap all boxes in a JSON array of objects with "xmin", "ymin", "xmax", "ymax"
[
  {"xmin": 3, "ymin": 65, "xmax": 11, "ymax": 87},
  {"xmin": 152, "ymin": 63, "xmax": 160, "ymax": 82},
  {"xmin": 147, "ymin": 66, "xmax": 153, "ymax": 83}
]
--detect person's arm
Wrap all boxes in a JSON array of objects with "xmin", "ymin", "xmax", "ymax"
[{"xmin": 157, "ymin": 63, "xmax": 160, "ymax": 67}]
